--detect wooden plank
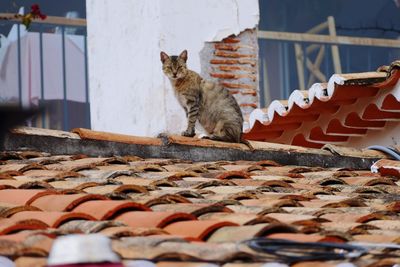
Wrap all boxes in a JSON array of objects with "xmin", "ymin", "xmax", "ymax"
[
  {"xmin": 258, "ymin": 30, "xmax": 400, "ymax": 48},
  {"xmin": 262, "ymin": 57, "xmax": 271, "ymax": 105},
  {"xmin": 307, "ymin": 45, "xmax": 326, "ymax": 86},
  {"xmin": 0, "ymin": 13, "xmax": 86, "ymax": 27},
  {"xmin": 306, "ymin": 57, "xmax": 326, "ymax": 83},
  {"xmin": 294, "ymin": 43, "xmax": 305, "ymax": 90},
  {"xmin": 307, "ymin": 21, "xmax": 328, "ymax": 34},
  {"xmin": 327, "ymin": 16, "xmax": 342, "ymax": 73},
  {"xmin": 306, "ymin": 44, "xmax": 320, "ymax": 54}
]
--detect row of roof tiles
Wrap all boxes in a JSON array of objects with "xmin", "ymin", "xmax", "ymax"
[
  {"xmin": 0, "ymin": 147, "xmax": 399, "ymax": 266},
  {"xmin": 244, "ymin": 61, "xmax": 400, "ymax": 149}
]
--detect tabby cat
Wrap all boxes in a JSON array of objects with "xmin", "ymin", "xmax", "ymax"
[{"xmin": 160, "ymin": 50, "xmax": 253, "ymax": 149}]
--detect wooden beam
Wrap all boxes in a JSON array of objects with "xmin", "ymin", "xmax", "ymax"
[
  {"xmin": 307, "ymin": 21, "xmax": 328, "ymax": 34},
  {"xmin": 0, "ymin": 13, "xmax": 86, "ymax": 27},
  {"xmin": 306, "ymin": 57, "xmax": 326, "ymax": 83},
  {"xmin": 294, "ymin": 43, "xmax": 305, "ymax": 90},
  {"xmin": 306, "ymin": 44, "xmax": 320, "ymax": 54},
  {"xmin": 258, "ymin": 30, "xmax": 400, "ymax": 48},
  {"xmin": 328, "ymin": 16, "xmax": 342, "ymax": 73},
  {"xmin": 261, "ymin": 57, "xmax": 271, "ymax": 105},
  {"xmin": 307, "ymin": 45, "xmax": 326, "ymax": 86}
]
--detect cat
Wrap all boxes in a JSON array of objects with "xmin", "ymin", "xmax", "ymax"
[{"xmin": 160, "ymin": 50, "xmax": 253, "ymax": 150}]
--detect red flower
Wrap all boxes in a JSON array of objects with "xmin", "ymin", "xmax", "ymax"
[
  {"xmin": 30, "ymin": 4, "xmax": 46, "ymax": 20},
  {"xmin": 31, "ymin": 4, "xmax": 40, "ymax": 15}
]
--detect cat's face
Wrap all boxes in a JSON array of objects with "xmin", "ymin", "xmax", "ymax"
[{"xmin": 160, "ymin": 50, "xmax": 188, "ymax": 80}]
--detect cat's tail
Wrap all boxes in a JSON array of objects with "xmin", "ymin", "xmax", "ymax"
[{"xmin": 240, "ymin": 137, "xmax": 254, "ymax": 152}]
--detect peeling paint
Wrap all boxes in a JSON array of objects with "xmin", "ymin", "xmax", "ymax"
[
  {"xmin": 201, "ymin": 29, "xmax": 259, "ymax": 118},
  {"xmin": 211, "ymin": 0, "xmax": 259, "ymax": 41},
  {"xmin": 87, "ymin": 0, "xmax": 259, "ymax": 137}
]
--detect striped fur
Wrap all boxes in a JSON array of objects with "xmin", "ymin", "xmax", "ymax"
[{"xmin": 160, "ymin": 50, "xmax": 244, "ymax": 143}]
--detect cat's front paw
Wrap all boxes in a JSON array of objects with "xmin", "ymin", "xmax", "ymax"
[
  {"xmin": 181, "ymin": 129, "xmax": 195, "ymax": 137},
  {"xmin": 157, "ymin": 132, "xmax": 169, "ymax": 139}
]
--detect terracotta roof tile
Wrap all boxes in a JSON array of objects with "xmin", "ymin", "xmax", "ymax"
[
  {"xmin": 22, "ymin": 234, "xmax": 55, "ymax": 254},
  {"xmin": 1, "ymin": 131, "xmax": 400, "ymax": 266},
  {"xmin": 371, "ymin": 159, "xmax": 400, "ymax": 178},
  {"xmin": 0, "ymin": 231, "xmax": 35, "ymax": 242},
  {"xmin": 0, "ymin": 218, "xmax": 48, "ymax": 234},
  {"xmin": 198, "ymin": 212, "xmax": 259, "ymax": 225},
  {"xmin": 163, "ymin": 220, "xmax": 238, "ymax": 240},
  {"xmin": 113, "ymin": 236, "xmax": 258, "ymax": 262},
  {"xmin": 82, "ymin": 184, "xmax": 149, "ymax": 195},
  {"xmin": 115, "ymin": 211, "xmax": 196, "ymax": 229},
  {"xmin": 72, "ymin": 128, "xmax": 162, "ymax": 146},
  {"xmin": 30, "ymin": 193, "xmax": 108, "ymax": 212},
  {"xmin": 151, "ymin": 203, "xmax": 232, "ymax": 217},
  {"xmin": 58, "ymin": 220, "xmax": 125, "ymax": 234},
  {"xmin": 72, "ymin": 200, "xmax": 149, "ymax": 220},
  {"xmin": 0, "ymin": 189, "xmax": 59, "ymax": 206},
  {"xmin": 10, "ymin": 211, "xmax": 95, "ymax": 227},
  {"xmin": 207, "ymin": 223, "xmax": 280, "ymax": 243},
  {"xmin": 15, "ymin": 257, "xmax": 48, "ymax": 267},
  {"xmin": 100, "ymin": 226, "xmax": 168, "ymax": 238},
  {"xmin": 157, "ymin": 262, "xmax": 219, "ymax": 267},
  {"xmin": 222, "ymin": 264, "xmax": 266, "ymax": 267},
  {"xmin": 244, "ymin": 60, "xmax": 400, "ymax": 149},
  {"xmin": 0, "ymin": 202, "xmax": 41, "ymax": 217}
]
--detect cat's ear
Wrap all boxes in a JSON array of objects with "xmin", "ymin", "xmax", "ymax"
[
  {"xmin": 179, "ymin": 50, "xmax": 188, "ymax": 62},
  {"xmin": 160, "ymin": 51, "xmax": 169, "ymax": 63}
]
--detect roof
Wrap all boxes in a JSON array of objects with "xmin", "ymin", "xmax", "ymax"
[
  {"xmin": 1, "ymin": 128, "xmax": 400, "ymax": 266},
  {"xmin": 244, "ymin": 61, "xmax": 400, "ymax": 149}
]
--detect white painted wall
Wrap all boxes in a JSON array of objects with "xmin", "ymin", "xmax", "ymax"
[{"xmin": 86, "ymin": 0, "xmax": 259, "ymax": 136}]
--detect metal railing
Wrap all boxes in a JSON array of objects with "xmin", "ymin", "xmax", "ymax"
[{"xmin": 0, "ymin": 14, "xmax": 90, "ymax": 131}]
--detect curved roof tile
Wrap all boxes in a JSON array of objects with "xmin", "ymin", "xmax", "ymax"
[{"xmin": 244, "ymin": 61, "xmax": 400, "ymax": 148}]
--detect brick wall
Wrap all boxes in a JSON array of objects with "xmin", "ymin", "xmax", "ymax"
[{"xmin": 200, "ymin": 29, "xmax": 259, "ymax": 118}]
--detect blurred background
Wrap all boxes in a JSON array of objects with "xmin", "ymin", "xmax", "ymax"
[
  {"xmin": 259, "ymin": 0, "xmax": 400, "ymax": 105},
  {"xmin": 0, "ymin": 0, "xmax": 87, "ymax": 130}
]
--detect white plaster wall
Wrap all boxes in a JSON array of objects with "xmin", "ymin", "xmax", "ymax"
[{"xmin": 86, "ymin": 0, "xmax": 259, "ymax": 136}]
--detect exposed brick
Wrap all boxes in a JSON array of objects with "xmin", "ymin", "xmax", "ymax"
[
  {"xmin": 210, "ymin": 59, "xmax": 256, "ymax": 66},
  {"xmin": 210, "ymin": 59, "xmax": 239, "ymax": 65},
  {"xmin": 211, "ymin": 73, "xmax": 236, "ymax": 79},
  {"xmin": 201, "ymin": 29, "xmax": 259, "ymax": 117},
  {"xmin": 221, "ymin": 82, "xmax": 256, "ymax": 90},
  {"xmin": 223, "ymin": 37, "xmax": 240, "ymax": 43},
  {"xmin": 227, "ymin": 90, "xmax": 240, "ymax": 95},
  {"xmin": 211, "ymin": 73, "xmax": 256, "ymax": 81},
  {"xmin": 241, "ymin": 89, "xmax": 258, "ymax": 96},
  {"xmin": 214, "ymin": 51, "xmax": 255, "ymax": 58},
  {"xmin": 217, "ymin": 65, "xmax": 256, "ymax": 73},
  {"xmin": 215, "ymin": 44, "xmax": 240, "ymax": 51}
]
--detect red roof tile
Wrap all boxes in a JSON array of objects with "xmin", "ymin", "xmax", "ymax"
[
  {"xmin": 115, "ymin": 211, "xmax": 196, "ymax": 229},
  {"xmin": 244, "ymin": 61, "xmax": 400, "ymax": 148},
  {"xmin": 30, "ymin": 193, "xmax": 108, "ymax": 212},
  {"xmin": 0, "ymin": 189, "xmax": 59, "ymax": 206},
  {"xmin": 73, "ymin": 200, "xmax": 150, "ymax": 220},
  {"xmin": 163, "ymin": 220, "xmax": 238, "ymax": 240},
  {"xmin": 0, "ymin": 218, "xmax": 48, "ymax": 234},
  {"xmin": 10, "ymin": 211, "xmax": 95, "ymax": 227},
  {"xmin": 1, "ymin": 131, "xmax": 399, "ymax": 265}
]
